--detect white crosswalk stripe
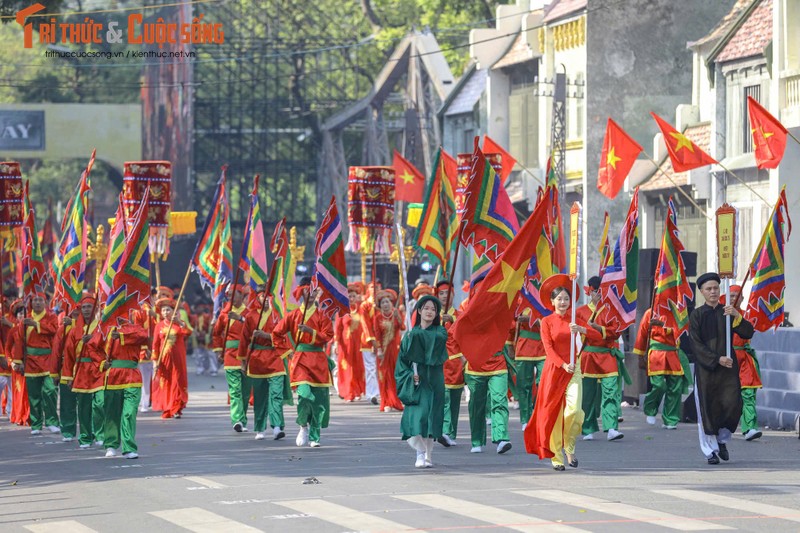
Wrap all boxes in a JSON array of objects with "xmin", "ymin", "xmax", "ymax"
[
  {"xmin": 654, "ymin": 489, "xmax": 800, "ymax": 523},
  {"xmin": 394, "ymin": 493, "xmax": 588, "ymax": 533},
  {"xmin": 515, "ymin": 490, "xmax": 734, "ymax": 531},
  {"xmin": 184, "ymin": 476, "xmax": 227, "ymax": 489},
  {"xmin": 149, "ymin": 507, "xmax": 262, "ymax": 532},
  {"xmin": 274, "ymin": 499, "xmax": 423, "ymax": 532},
  {"xmin": 24, "ymin": 522, "xmax": 98, "ymax": 533}
]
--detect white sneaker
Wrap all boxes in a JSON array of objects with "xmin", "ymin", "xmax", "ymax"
[
  {"xmin": 255, "ymin": 432, "xmax": 266, "ymax": 440},
  {"xmin": 646, "ymin": 415, "xmax": 656, "ymax": 425},
  {"xmin": 582, "ymin": 433, "xmax": 594, "ymax": 441},
  {"xmin": 94, "ymin": 440, "xmax": 104, "ymax": 446},
  {"xmin": 443, "ymin": 434, "xmax": 457, "ymax": 446},
  {"xmin": 745, "ymin": 429, "xmax": 763, "ymax": 441},
  {"xmin": 662, "ymin": 425, "xmax": 677, "ymax": 430},
  {"xmin": 607, "ymin": 428, "xmax": 624, "ymax": 441},
  {"xmin": 415, "ymin": 451, "xmax": 426, "ymax": 468},
  {"xmin": 47, "ymin": 425, "xmax": 61, "ymax": 433},
  {"xmin": 241, "ymin": 426, "xmax": 249, "ymax": 433},
  {"xmin": 139, "ymin": 406, "xmax": 150, "ymax": 413},
  {"xmin": 496, "ymin": 441, "xmax": 512, "ymax": 454},
  {"xmin": 309, "ymin": 441, "xmax": 321, "ymax": 448},
  {"xmin": 30, "ymin": 429, "xmax": 41, "ymax": 435},
  {"xmin": 509, "ymin": 401, "xmax": 520, "ymax": 410},
  {"xmin": 233, "ymin": 422, "xmax": 243, "ymax": 432},
  {"xmin": 123, "ymin": 452, "xmax": 139, "ymax": 459},
  {"xmin": 273, "ymin": 426, "xmax": 285, "ymax": 440},
  {"xmin": 79, "ymin": 443, "xmax": 91, "ymax": 449},
  {"xmin": 521, "ymin": 423, "xmax": 527, "ymax": 431},
  {"xmin": 105, "ymin": 448, "xmax": 120, "ymax": 458},
  {"xmin": 424, "ymin": 459, "xmax": 433, "ymax": 468},
  {"xmin": 62, "ymin": 436, "xmax": 73, "ymax": 442},
  {"xmin": 295, "ymin": 425, "xmax": 309, "ymax": 447},
  {"xmin": 470, "ymin": 446, "xmax": 482, "ymax": 453}
]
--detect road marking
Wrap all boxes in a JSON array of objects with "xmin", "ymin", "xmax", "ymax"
[
  {"xmin": 275, "ymin": 499, "xmax": 421, "ymax": 532},
  {"xmin": 184, "ymin": 476, "xmax": 227, "ymax": 489},
  {"xmin": 24, "ymin": 521, "xmax": 98, "ymax": 533},
  {"xmin": 515, "ymin": 490, "xmax": 733, "ymax": 531},
  {"xmin": 149, "ymin": 507, "xmax": 262, "ymax": 532},
  {"xmin": 394, "ymin": 493, "xmax": 587, "ymax": 533},
  {"xmin": 654, "ymin": 489, "xmax": 800, "ymax": 523}
]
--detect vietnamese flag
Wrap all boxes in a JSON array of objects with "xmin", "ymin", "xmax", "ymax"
[
  {"xmin": 453, "ymin": 194, "xmax": 550, "ymax": 369},
  {"xmin": 392, "ymin": 150, "xmax": 425, "ymax": 202},
  {"xmin": 747, "ymin": 96, "xmax": 788, "ymax": 169},
  {"xmin": 597, "ymin": 118, "xmax": 643, "ymax": 199},
  {"xmin": 651, "ymin": 112, "xmax": 717, "ymax": 172},
  {"xmin": 483, "ymin": 135, "xmax": 518, "ymax": 184}
]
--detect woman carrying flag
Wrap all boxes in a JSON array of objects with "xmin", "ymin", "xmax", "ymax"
[
  {"xmin": 152, "ymin": 298, "xmax": 191, "ymax": 419},
  {"xmin": 374, "ymin": 289, "xmax": 404, "ymax": 412}
]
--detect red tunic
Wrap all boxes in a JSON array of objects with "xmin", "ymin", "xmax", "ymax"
[
  {"xmin": 442, "ymin": 307, "xmax": 464, "ymax": 389},
  {"xmin": 5, "ymin": 319, "xmax": 30, "ymax": 425},
  {"xmin": 734, "ymin": 331, "xmax": 762, "ymax": 389},
  {"xmin": 101, "ymin": 323, "xmax": 149, "ymax": 389},
  {"xmin": 333, "ymin": 307, "xmax": 366, "ymax": 400},
  {"xmin": 64, "ymin": 318, "xmax": 104, "ymax": 393},
  {"xmin": 152, "ymin": 320, "xmax": 191, "ymax": 417},
  {"xmin": 465, "ymin": 321, "xmax": 514, "ymax": 376},
  {"xmin": 239, "ymin": 306, "xmax": 289, "ymax": 378},
  {"xmin": 576, "ymin": 304, "xmax": 622, "ymax": 378},
  {"xmin": 358, "ymin": 299, "xmax": 377, "ymax": 351},
  {"xmin": 12, "ymin": 310, "xmax": 58, "ymax": 377},
  {"xmin": 375, "ymin": 310, "xmax": 404, "ymax": 411},
  {"xmin": 633, "ymin": 308, "xmax": 683, "ymax": 376},
  {"xmin": 274, "ymin": 306, "xmax": 333, "ymax": 387},
  {"xmin": 212, "ymin": 304, "xmax": 248, "ymax": 369},
  {"xmin": 58, "ymin": 322, "xmax": 77, "ymax": 386},
  {"xmin": 131, "ymin": 306, "xmax": 156, "ymax": 363},
  {"xmin": 515, "ymin": 319, "xmax": 545, "ymax": 361},
  {"xmin": 50, "ymin": 315, "xmax": 69, "ymax": 380}
]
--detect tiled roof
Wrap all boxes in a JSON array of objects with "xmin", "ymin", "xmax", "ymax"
[
  {"xmin": 640, "ymin": 123, "xmax": 712, "ymax": 192},
  {"xmin": 691, "ymin": 0, "xmax": 754, "ymax": 48},
  {"xmin": 543, "ymin": 0, "xmax": 586, "ymax": 23},
  {"xmin": 445, "ymin": 67, "xmax": 488, "ymax": 116},
  {"xmin": 493, "ymin": 32, "xmax": 539, "ymax": 70},
  {"xmin": 715, "ymin": 0, "xmax": 772, "ymax": 62}
]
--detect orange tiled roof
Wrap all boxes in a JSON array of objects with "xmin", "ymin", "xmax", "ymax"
[
  {"xmin": 640, "ymin": 123, "xmax": 712, "ymax": 192},
  {"xmin": 493, "ymin": 32, "xmax": 538, "ymax": 70},
  {"xmin": 691, "ymin": 0, "xmax": 754, "ymax": 48},
  {"xmin": 715, "ymin": 0, "xmax": 772, "ymax": 63},
  {"xmin": 543, "ymin": 0, "xmax": 586, "ymax": 23}
]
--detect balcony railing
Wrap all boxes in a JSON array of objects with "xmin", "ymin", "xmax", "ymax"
[{"xmin": 785, "ymin": 74, "xmax": 800, "ymax": 109}]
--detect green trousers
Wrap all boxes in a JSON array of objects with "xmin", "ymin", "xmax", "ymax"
[
  {"xmin": 103, "ymin": 387, "xmax": 141, "ymax": 454},
  {"xmin": 643, "ymin": 374, "xmax": 683, "ymax": 427},
  {"xmin": 26, "ymin": 376, "xmax": 59, "ymax": 430},
  {"xmin": 515, "ymin": 359, "xmax": 544, "ymax": 425},
  {"xmin": 59, "ymin": 383, "xmax": 78, "ymax": 439},
  {"xmin": 581, "ymin": 375, "xmax": 621, "ymax": 434},
  {"xmin": 442, "ymin": 387, "xmax": 463, "ymax": 439},
  {"xmin": 226, "ymin": 369, "xmax": 252, "ymax": 428},
  {"xmin": 251, "ymin": 375, "xmax": 285, "ymax": 433},
  {"xmin": 740, "ymin": 387, "xmax": 759, "ymax": 433},
  {"xmin": 465, "ymin": 373, "xmax": 509, "ymax": 446},
  {"xmin": 296, "ymin": 384, "xmax": 330, "ymax": 443},
  {"xmin": 77, "ymin": 391, "xmax": 105, "ymax": 445}
]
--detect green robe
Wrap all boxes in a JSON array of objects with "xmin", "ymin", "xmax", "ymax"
[{"xmin": 396, "ymin": 324, "xmax": 448, "ymax": 440}]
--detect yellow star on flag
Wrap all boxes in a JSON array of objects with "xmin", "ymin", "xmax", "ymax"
[
  {"xmin": 488, "ymin": 260, "xmax": 529, "ymax": 307},
  {"xmin": 606, "ymin": 146, "xmax": 622, "ymax": 169},
  {"xmin": 400, "ymin": 170, "xmax": 416, "ymax": 185},
  {"xmin": 752, "ymin": 127, "xmax": 774, "ymax": 140},
  {"xmin": 669, "ymin": 131, "xmax": 695, "ymax": 153}
]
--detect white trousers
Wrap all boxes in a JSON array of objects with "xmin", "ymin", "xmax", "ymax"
[
  {"xmin": 139, "ymin": 362, "xmax": 153, "ymax": 408},
  {"xmin": 694, "ymin": 375, "xmax": 731, "ymax": 458},
  {"xmin": 362, "ymin": 350, "xmax": 379, "ymax": 399}
]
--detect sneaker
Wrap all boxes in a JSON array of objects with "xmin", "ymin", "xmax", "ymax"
[
  {"xmin": 618, "ymin": 416, "xmax": 624, "ymax": 423},
  {"xmin": 582, "ymin": 433, "xmax": 594, "ymax": 441},
  {"xmin": 255, "ymin": 432, "xmax": 266, "ymax": 440},
  {"xmin": 47, "ymin": 425, "xmax": 61, "ymax": 434},
  {"xmin": 444, "ymin": 435, "xmax": 457, "ymax": 446},
  {"xmin": 521, "ymin": 423, "xmax": 527, "ymax": 431},
  {"xmin": 30, "ymin": 429, "xmax": 41, "ymax": 435},
  {"xmin": 295, "ymin": 425, "xmax": 309, "ymax": 447},
  {"xmin": 62, "ymin": 436, "xmax": 73, "ymax": 442},
  {"xmin": 105, "ymin": 448, "xmax": 120, "ymax": 458},
  {"xmin": 174, "ymin": 413, "xmax": 182, "ymax": 419},
  {"xmin": 415, "ymin": 451, "xmax": 426, "ymax": 468},
  {"xmin": 424, "ymin": 459, "xmax": 433, "ymax": 468},
  {"xmin": 707, "ymin": 452, "xmax": 720, "ymax": 465},
  {"xmin": 646, "ymin": 415, "xmax": 656, "ymax": 425},
  {"xmin": 745, "ymin": 429, "xmax": 762, "ymax": 441},
  {"xmin": 139, "ymin": 406, "xmax": 150, "ymax": 413},
  {"xmin": 607, "ymin": 428, "xmax": 624, "ymax": 441},
  {"xmin": 123, "ymin": 452, "xmax": 139, "ymax": 459},
  {"xmin": 383, "ymin": 406, "xmax": 392, "ymax": 412},
  {"xmin": 496, "ymin": 441, "xmax": 512, "ymax": 454},
  {"xmin": 309, "ymin": 441, "xmax": 321, "ymax": 448},
  {"xmin": 79, "ymin": 443, "xmax": 91, "ymax": 449},
  {"xmin": 233, "ymin": 422, "xmax": 243, "ymax": 433},
  {"xmin": 436, "ymin": 436, "xmax": 451, "ymax": 448},
  {"xmin": 509, "ymin": 401, "xmax": 520, "ymax": 410},
  {"xmin": 241, "ymin": 426, "xmax": 249, "ymax": 433},
  {"xmin": 717, "ymin": 443, "xmax": 729, "ymax": 461},
  {"xmin": 370, "ymin": 397, "xmax": 379, "ymax": 405},
  {"xmin": 470, "ymin": 446, "xmax": 482, "ymax": 453},
  {"xmin": 662, "ymin": 425, "xmax": 677, "ymax": 430},
  {"xmin": 273, "ymin": 427, "xmax": 285, "ymax": 440},
  {"xmin": 94, "ymin": 440, "xmax": 104, "ymax": 446}
]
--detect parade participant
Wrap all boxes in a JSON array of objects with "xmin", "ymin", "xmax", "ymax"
[
  {"xmin": 359, "ymin": 280, "xmax": 382, "ymax": 405},
  {"xmin": 11, "ymin": 292, "xmax": 60, "ymax": 435},
  {"xmin": 239, "ymin": 285, "xmax": 289, "ymax": 441},
  {"xmin": 374, "ymin": 289, "xmax": 404, "ymax": 412},
  {"xmin": 193, "ymin": 303, "xmax": 218, "ymax": 376},
  {"xmin": 396, "ymin": 295, "xmax": 448, "ymax": 468},
  {"xmin": 273, "ymin": 277, "xmax": 334, "ymax": 448},
  {"xmin": 577, "ymin": 276, "xmax": 626, "ymax": 442},
  {"xmin": 689, "ymin": 272, "xmax": 754, "ymax": 465},
  {"xmin": 407, "ymin": 279, "xmax": 432, "ymax": 313},
  {"xmin": 212, "ymin": 285, "xmax": 252, "ymax": 432},
  {"xmin": 132, "ymin": 294, "xmax": 156, "ymax": 413},
  {"xmin": 99, "ymin": 314, "xmax": 150, "ymax": 459},
  {"xmin": 436, "ymin": 282, "xmax": 463, "ymax": 447},
  {"xmin": 333, "ymin": 283, "xmax": 366, "ymax": 402},
  {"xmin": 63, "ymin": 294, "xmax": 105, "ymax": 448},
  {"xmin": 727, "ymin": 285, "xmax": 762, "ymax": 441},
  {"xmin": 513, "ymin": 306, "xmax": 545, "ymax": 430},
  {"xmin": 151, "ymin": 298, "xmax": 191, "ymax": 419},
  {"xmin": 633, "ymin": 307, "xmax": 690, "ymax": 430},
  {"xmin": 523, "ymin": 274, "xmax": 602, "ymax": 470},
  {"xmin": 4, "ymin": 300, "xmax": 30, "ymax": 426},
  {"xmin": 55, "ymin": 307, "xmax": 80, "ymax": 442}
]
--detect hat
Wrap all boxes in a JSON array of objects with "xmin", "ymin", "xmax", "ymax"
[
  {"xmin": 412, "ymin": 285, "xmax": 434, "ymax": 300},
  {"xmin": 157, "ymin": 286, "xmax": 174, "ymax": 299},
  {"xmin": 227, "ymin": 284, "xmax": 249, "ymax": 296},
  {"xmin": 584, "ymin": 275, "xmax": 601, "ymax": 294},
  {"xmin": 413, "ymin": 294, "xmax": 442, "ymax": 327},
  {"xmin": 292, "ymin": 284, "xmax": 311, "ymax": 302},
  {"xmin": 377, "ymin": 289, "xmax": 397, "ymax": 304},
  {"xmin": 696, "ymin": 272, "xmax": 721, "ymax": 289},
  {"xmin": 79, "ymin": 293, "xmax": 97, "ymax": 306},
  {"xmin": 156, "ymin": 297, "xmax": 176, "ymax": 313},
  {"xmin": 435, "ymin": 281, "xmax": 452, "ymax": 291},
  {"xmin": 540, "ymin": 274, "xmax": 577, "ymax": 311},
  {"xmin": 347, "ymin": 281, "xmax": 365, "ymax": 294}
]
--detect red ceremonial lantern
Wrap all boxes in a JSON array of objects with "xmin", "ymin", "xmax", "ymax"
[
  {"xmin": 122, "ymin": 160, "xmax": 172, "ymax": 254},
  {"xmin": 0, "ymin": 162, "xmax": 24, "ymax": 238},
  {"xmin": 345, "ymin": 166, "xmax": 395, "ymax": 253}
]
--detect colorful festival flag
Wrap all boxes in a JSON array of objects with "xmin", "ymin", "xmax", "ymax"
[
  {"xmin": 213, "ymin": 192, "xmax": 233, "ymax": 317},
  {"xmin": 651, "ymin": 112, "xmax": 717, "ymax": 173},
  {"xmin": 415, "ymin": 148, "xmax": 459, "ymax": 276},
  {"xmin": 747, "ymin": 96, "xmax": 788, "ymax": 170},
  {"xmin": 483, "ymin": 135, "xmax": 517, "ymax": 183},
  {"xmin": 268, "ymin": 219, "xmax": 297, "ymax": 318},
  {"xmin": 392, "ymin": 150, "xmax": 425, "ymax": 203},
  {"xmin": 239, "ymin": 175, "xmax": 268, "ymax": 295},
  {"xmin": 98, "ymin": 196, "xmax": 127, "ymax": 306},
  {"xmin": 745, "ymin": 188, "xmax": 792, "ymax": 331},
  {"xmin": 652, "ymin": 198, "xmax": 693, "ymax": 335},
  {"xmin": 312, "ymin": 196, "xmax": 349, "ymax": 319},
  {"xmin": 191, "ymin": 168, "xmax": 228, "ymax": 290},
  {"xmin": 597, "ymin": 118, "xmax": 643, "ymax": 199},
  {"xmin": 598, "ymin": 211, "xmax": 611, "ymax": 277},
  {"xmin": 21, "ymin": 184, "xmax": 46, "ymax": 297}
]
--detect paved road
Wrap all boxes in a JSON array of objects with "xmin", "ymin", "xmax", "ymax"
[{"xmin": 2, "ymin": 370, "xmax": 800, "ymax": 532}]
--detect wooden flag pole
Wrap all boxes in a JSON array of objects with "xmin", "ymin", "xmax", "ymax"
[
  {"xmin": 642, "ymin": 151, "xmax": 711, "ymax": 220},
  {"xmin": 154, "ymin": 262, "xmax": 193, "ymax": 371},
  {"xmin": 568, "ymin": 202, "xmax": 582, "ymax": 367},
  {"xmin": 716, "ymin": 203, "xmax": 738, "ymax": 363}
]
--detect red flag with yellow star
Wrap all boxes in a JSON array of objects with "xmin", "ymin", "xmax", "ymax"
[
  {"xmin": 483, "ymin": 135, "xmax": 517, "ymax": 184},
  {"xmin": 597, "ymin": 118, "xmax": 642, "ymax": 199},
  {"xmin": 747, "ymin": 96, "xmax": 788, "ymax": 170},
  {"xmin": 651, "ymin": 112, "xmax": 716, "ymax": 172},
  {"xmin": 392, "ymin": 150, "xmax": 425, "ymax": 203},
  {"xmin": 452, "ymin": 194, "xmax": 551, "ymax": 368}
]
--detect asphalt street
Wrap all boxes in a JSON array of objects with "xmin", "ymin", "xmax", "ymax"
[{"xmin": 2, "ymin": 369, "xmax": 800, "ymax": 533}]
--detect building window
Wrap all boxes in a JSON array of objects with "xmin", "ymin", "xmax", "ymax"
[{"xmin": 743, "ymin": 84, "xmax": 761, "ymax": 154}]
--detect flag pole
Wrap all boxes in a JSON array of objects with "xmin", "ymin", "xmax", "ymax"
[
  {"xmin": 154, "ymin": 262, "xmax": 193, "ymax": 372},
  {"xmin": 642, "ymin": 151, "xmax": 711, "ymax": 220},
  {"xmin": 219, "ymin": 229, "xmax": 247, "ymax": 367},
  {"xmin": 395, "ymin": 222, "xmax": 413, "ymax": 332},
  {"xmin": 443, "ymin": 222, "xmax": 466, "ymax": 314},
  {"xmin": 715, "ymin": 162, "xmax": 770, "ymax": 208},
  {"xmin": 787, "ymin": 130, "xmax": 800, "ymax": 147}
]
